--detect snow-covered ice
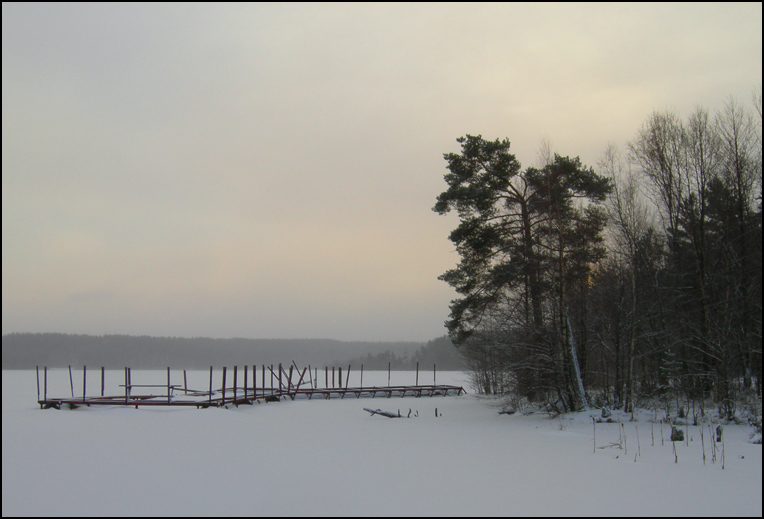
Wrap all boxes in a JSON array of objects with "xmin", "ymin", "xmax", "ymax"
[{"xmin": 2, "ymin": 369, "xmax": 761, "ymax": 516}]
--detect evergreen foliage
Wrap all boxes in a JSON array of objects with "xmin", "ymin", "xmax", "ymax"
[
  {"xmin": 436, "ymin": 94, "xmax": 761, "ymax": 418},
  {"xmin": 434, "ymin": 135, "xmax": 611, "ymax": 409}
]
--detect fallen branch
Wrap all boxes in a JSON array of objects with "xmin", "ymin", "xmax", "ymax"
[{"xmin": 363, "ymin": 408, "xmax": 401, "ymax": 418}]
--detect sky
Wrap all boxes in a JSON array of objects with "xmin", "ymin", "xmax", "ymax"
[{"xmin": 2, "ymin": 3, "xmax": 762, "ymax": 342}]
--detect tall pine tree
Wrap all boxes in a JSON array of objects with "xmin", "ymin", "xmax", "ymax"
[{"xmin": 435, "ymin": 136, "xmax": 611, "ymax": 410}]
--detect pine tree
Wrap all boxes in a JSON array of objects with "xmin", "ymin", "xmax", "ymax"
[{"xmin": 434, "ymin": 136, "xmax": 611, "ymax": 409}]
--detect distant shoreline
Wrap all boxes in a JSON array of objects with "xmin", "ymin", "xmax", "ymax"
[{"xmin": 2, "ymin": 333, "xmax": 464, "ymax": 371}]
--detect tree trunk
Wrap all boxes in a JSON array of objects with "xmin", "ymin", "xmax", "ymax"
[
  {"xmin": 625, "ymin": 262, "xmax": 636, "ymax": 413},
  {"xmin": 566, "ymin": 312, "xmax": 589, "ymax": 411}
]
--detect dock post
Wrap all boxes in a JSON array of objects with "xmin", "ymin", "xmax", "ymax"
[
  {"xmin": 360, "ymin": 364, "xmax": 364, "ymax": 388},
  {"xmin": 434, "ymin": 363, "xmax": 436, "ymax": 386},
  {"xmin": 209, "ymin": 366, "xmax": 213, "ymax": 406},
  {"xmin": 124, "ymin": 367, "xmax": 129, "ymax": 404},
  {"xmin": 338, "ymin": 367, "xmax": 342, "ymax": 389},
  {"xmin": 36, "ymin": 366, "xmax": 40, "ymax": 402},
  {"xmin": 184, "ymin": 370, "xmax": 188, "ymax": 395},
  {"xmin": 233, "ymin": 366, "xmax": 238, "ymax": 404},
  {"xmin": 44, "ymin": 366, "xmax": 48, "ymax": 402},
  {"xmin": 167, "ymin": 367, "xmax": 171, "ymax": 404},
  {"xmin": 244, "ymin": 365, "xmax": 248, "ymax": 402},
  {"xmin": 416, "ymin": 361, "xmax": 419, "ymax": 386},
  {"xmin": 83, "ymin": 365, "xmax": 87, "ymax": 404},
  {"xmin": 69, "ymin": 365, "xmax": 74, "ymax": 398},
  {"xmin": 222, "ymin": 367, "xmax": 227, "ymax": 406},
  {"xmin": 346, "ymin": 365, "xmax": 351, "ymax": 389},
  {"xmin": 101, "ymin": 367, "xmax": 105, "ymax": 397},
  {"xmin": 388, "ymin": 362, "xmax": 391, "ymax": 387}
]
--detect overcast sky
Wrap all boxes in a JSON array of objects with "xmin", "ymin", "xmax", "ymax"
[{"xmin": 2, "ymin": 3, "xmax": 761, "ymax": 342}]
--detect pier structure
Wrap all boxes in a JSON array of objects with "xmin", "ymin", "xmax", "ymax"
[{"xmin": 35, "ymin": 363, "xmax": 466, "ymax": 410}]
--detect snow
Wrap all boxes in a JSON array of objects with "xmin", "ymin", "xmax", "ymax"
[{"xmin": 2, "ymin": 369, "xmax": 761, "ymax": 516}]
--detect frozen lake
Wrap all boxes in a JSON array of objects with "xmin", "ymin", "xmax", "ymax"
[{"xmin": 2, "ymin": 369, "xmax": 761, "ymax": 516}]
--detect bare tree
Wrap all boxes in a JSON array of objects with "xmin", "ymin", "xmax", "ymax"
[
  {"xmin": 714, "ymin": 97, "xmax": 761, "ymax": 403},
  {"xmin": 600, "ymin": 143, "xmax": 654, "ymax": 411},
  {"xmin": 628, "ymin": 110, "xmax": 685, "ymax": 251}
]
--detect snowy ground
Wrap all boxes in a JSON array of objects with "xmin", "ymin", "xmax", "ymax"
[{"xmin": 2, "ymin": 369, "xmax": 761, "ymax": 516}]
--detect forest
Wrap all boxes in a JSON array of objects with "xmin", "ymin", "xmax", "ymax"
[
  {"xmin": 1, "ymin": 333, "xmax": 420, "ymax": 370},
  {"xmin": 435, "ymin": 94, "xmax": 762, "ymax": 421},
  {"xmin": 1, "ymin": 333, "xmax": 464, "ymax": 371}
]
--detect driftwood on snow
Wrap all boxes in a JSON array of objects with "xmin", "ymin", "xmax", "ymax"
[{"xmin": 364, "ymin": 408, "xmax": 401, "ymax": 418}]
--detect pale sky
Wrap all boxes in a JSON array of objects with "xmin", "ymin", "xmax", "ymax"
[{"xmin": 2, "ymin": 3, "xmax": 761, "ymax": 341}]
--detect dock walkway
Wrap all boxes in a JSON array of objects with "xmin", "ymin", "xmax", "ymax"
[{"xmin": 35, "ymin": 365, "xmax": 466, "ymax": 409}]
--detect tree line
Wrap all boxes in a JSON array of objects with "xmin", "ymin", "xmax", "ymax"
[
  {"xmin": 1, "ymin": 333, "xmax": 428, "ymax": 370},
  {"xmin": 340, "ymin": 335, "xmax": 465, "ymax": 371},
  {"xmin": 435, "ymin": 93, "xmax": 761, "ymax": 418}
]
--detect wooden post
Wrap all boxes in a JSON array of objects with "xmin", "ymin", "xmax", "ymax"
[
  {"xmin": 346, "ymin": 365, "xmax": 351, "ymax": 389},
  {"xmin": 184, "ymin": 370, "xmax": 188, "ymax": 395},
  {"xmin": 434, "ymin": 363, "xmax": 436, "ymax": 385},
  {"xmin": 338, "ymin": 367, "xmax": 342, "ymax": 389},
  {"xmin": 233, "ymin": 366, "xmax": 238, "ymax": 403},
  {"xmin": 167, "ymin": 367, "xmax": 171, "ymax": 404},
  {"xmin": 325, "ymin": 367, "xmax": 328, "ymax": 388},
  {"xmin": 308, "ymin": 364, "xmax": 314, "ymax": 389},
  {"xmin": 83, "ymin": 365, "xmax": 87, "ymax": 404},
  {"xmin": 244, "ymin": 365, "xmax": 248, "ymax": 401},
  {"xmin": 416, "ymin": 361, "xmax": 419, "ymax": 386},
  {"xmin": 267, "ymin": 365, "xmax": 281, "ymax": 396},
  {"xmin": 44, "ymin": 366, "xmax": 48, "ymax": 402},
  {"xmin": 388, "ymin": 362, "xmax": 391, "ymax": 386},
  {"xmin": 128, "ymin": 368, "xmax": 132, "ymax": 400},
  {"xmin": 296, "ymin": 368, "xmax": 307, "ymax": 390},
  {"xmin": 278, "ymin": 363, "xmax": 283, "ymax": 392},
  {"xmin": 222, "ymin": 367, "xmax": 227, "ymax": 406},
  {"xmin": 209, "ymin": 366, "xmax": 213, "ymax": 406},
  {"xmin": 125, "ymin": 367, "xmax": 129, "ymax": 404},
  {"xmin": 101, "ymin": 366, "xmax": 105, "ymax": 397},
  {"xmin": 361, "ymin": 364, "xmax": 364, "ymax": 388},
  {"xmin": 69, "ymin": 365, "xmax": 74, "ymax": 398},
  {"xmin": 292, "ymin": 368, "xmax": 307, "ymax": 400},
  {"xmin": 332, "ymin": 367, "xmax": 335, "ymax": 388},
  {"xmin": 36, "ymin": 366, "xmax": 40, "ymax": 401}
]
